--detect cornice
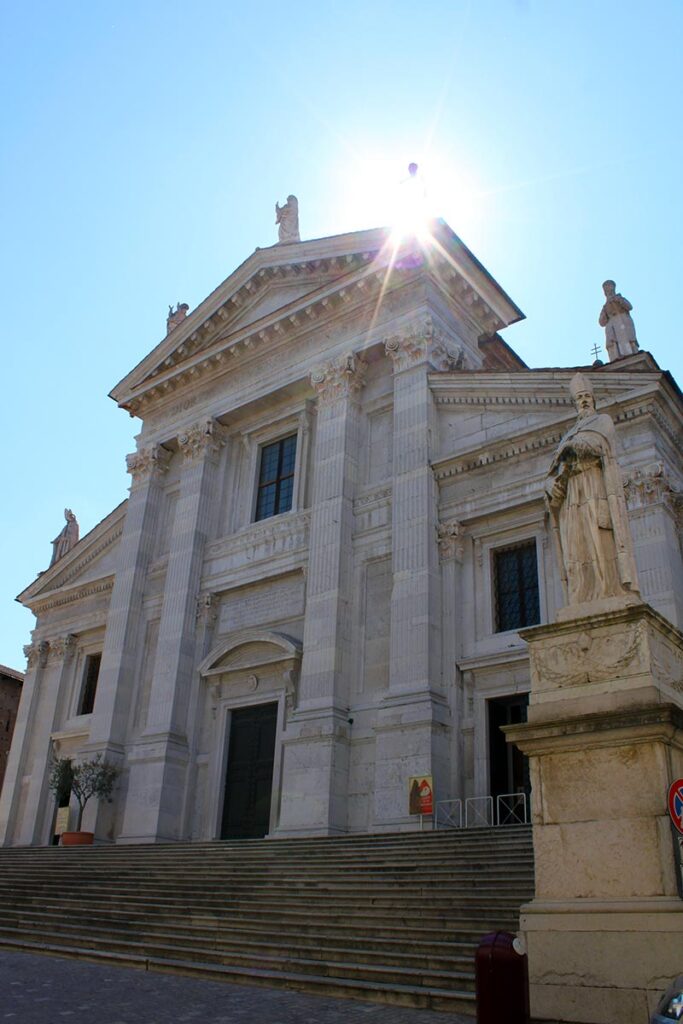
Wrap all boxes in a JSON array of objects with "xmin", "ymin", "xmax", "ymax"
[
  {"xmin": 116, "ymin": 233, "xmax": 523, "ymax": 420},
  {"xmin": 433, "ymin": 392, "xmax": 682, "ymax": 483},
  {"xmin": 205, "ymin": 509, "xmax": 311, "ymax": 563},
  {"xmin": 28, "ymin": 576, "xmax": 115, "ymax": 616},
  {"xmin": 47, "ymin": 522, "xmax": 123, "ymax": 591}
]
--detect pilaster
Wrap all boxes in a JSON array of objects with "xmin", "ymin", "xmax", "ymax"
[
  {"xmin": 18, "ymin": 635, "xmax": 77, "ymax": 845},
  {"xmin": 278, "ymin": 352, "xmax": 365, "ymax": 835},
  {"xmin": 119, "ymin": 419, "xmax": 226, "ymax": 842},
  {"xmin": 625, "ymin": 462, "xmax": 683, "ymax": 629},
  {"xmin": 0, "ymin": 640, "xmax": 49, "ymax": 845},
  {"xmin": 373, "ymin": 323, "xmax": 450, "ymax": 830}
]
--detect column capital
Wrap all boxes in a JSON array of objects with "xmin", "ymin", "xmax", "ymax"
[
  {"xmin": 126, "ymin": 443, "xmax": 172, "ymax": 485},
  {"xmin": 196, "ymin": 591, "xmax": 219, "ymax": 629},
  {"xmin": 310, "ymin": 352, "xmax": 367, "ymax": 406},
  {"xmin": 624, "ymin": 461, "xmax": 681, "ymax": 519},
  {"xmin": 437, "ymin": 518, "xmax": 465, "ymax": 562},
  {"xmin": 47, "ymin": 634, "xmax": 78, "ymax": 662},
  {"xmin": 24, "ymin": 640, "xmax": 50, "ymax": 669},
  {"xmin": 178, "ymin": 419, "xmax": 228, "ymax": 463},
  {"xmin": 384, "ymin": 319, "xmax": 465, "ymax": 373}
]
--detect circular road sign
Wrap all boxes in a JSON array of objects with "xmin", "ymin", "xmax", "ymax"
[{"xmin": 668, "ymin": 779, "xmax": 683, "ymax": 836}]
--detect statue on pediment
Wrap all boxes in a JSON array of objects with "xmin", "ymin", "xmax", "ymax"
[
  {"xmin": 167, "ymin": 302, "xmax": 189, "ymax": 334},
  {"xmin": 545, "ymin": 373, "xmax": 640, "ymax": 610},
  {"xmin": 275, "ymin": 195, "xmax": 300, "ymax": 244},
  {"xmin": 50, "ymin": 509, "xmax": 79, "ymax": 567},
  {"xmin": 599, "ymin": 280, "xmax": 638, "ymax": 361}
]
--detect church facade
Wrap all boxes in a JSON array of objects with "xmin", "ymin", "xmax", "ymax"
[{"xmin": 2, "ymin": 218, "xmax": 682, "ymax": 846}]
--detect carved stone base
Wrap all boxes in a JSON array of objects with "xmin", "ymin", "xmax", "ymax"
[{"xmin": 505, "ymin": 605, "xmax": 683, "ymax": 1024}]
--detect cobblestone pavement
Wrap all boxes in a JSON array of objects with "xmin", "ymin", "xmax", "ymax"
[{"xmin": 0, "ymin": 950, "xmax": 475, "ymax": 1024}]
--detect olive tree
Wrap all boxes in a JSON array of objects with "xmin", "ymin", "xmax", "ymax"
[{"xmin": 48, "ymin": 754, "xmax": 119, "ymax": 831}]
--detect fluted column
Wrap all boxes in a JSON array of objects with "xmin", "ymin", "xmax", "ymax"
[
  {"xmin": 0, "ymin": 640, "xmax": 49, "ymax": 845},
  {"xmin": 120, "ymin": 419, "xmax": 226, "ymax": 842},
  {"xmin": 18, "ymin": 634, "xmax": 77, "ymax": 845},
  {"xmin": 278, "ymin": 352, "xmax": 366, "ymax": 835},
  {"xmin": 373, "ymin": 322, "xmax": 452, "ymax": 829}
]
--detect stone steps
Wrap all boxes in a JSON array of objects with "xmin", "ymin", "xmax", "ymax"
[{"xmin": 0, "ymin": 825, "xmax": 534, "ymax": 1012}]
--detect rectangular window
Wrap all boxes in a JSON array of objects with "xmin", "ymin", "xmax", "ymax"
[
  {"xmin": 494, "ymin": 541, "xmax": 540, "ymax": 633},
  {"xmin": 78, "ymin": 653, "xmax": 102, "ymax": 716},
  {"xmin": 254, "ymin": 435, "xmax": 297, "ymax": 521}
]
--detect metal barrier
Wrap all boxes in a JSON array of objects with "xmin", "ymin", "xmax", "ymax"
[
  {"xmin": 435, "ymin": 792, "xmax": 529, "ymax": 830},
  {"xmin": 496, "ymin": 792, "xmax": 528, "ymax": 826},
  {"xmin": 466, "ymin": 796, "xmax": 493, "ymax": 828},
  {"xmin": 435, "ymin": 798, "xmax": 462, "ymax": 829}
]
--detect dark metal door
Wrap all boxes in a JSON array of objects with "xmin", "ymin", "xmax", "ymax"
[{"xmin": 221, "ymin": 703, "xmax": 278, "ymax": 839}]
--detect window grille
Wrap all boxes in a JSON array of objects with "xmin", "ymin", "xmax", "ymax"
[
  {"xmin": 254, "ymin": 435, "xmax": 297, "ymax": 521},
  {"xmin": 494, "ymin": 541, "xmax": 540, "ymax": 632}
]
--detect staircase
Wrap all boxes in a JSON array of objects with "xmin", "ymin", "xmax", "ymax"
[{"xmin": 0, "ymin": 826, "xmax": 534, "ymax": 1013}]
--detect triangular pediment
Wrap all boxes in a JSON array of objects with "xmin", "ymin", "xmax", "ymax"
[
  {"xmin": 18, "ymin": 501, "xmax": 127, "ymax": 611},
  {"xmin": 111, "ymin": 221, "xmax": 526, "ymax": 417}
]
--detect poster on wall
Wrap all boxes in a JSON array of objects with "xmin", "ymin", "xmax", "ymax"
[
  {"xmin": 408, "ymin": 775, "xmax": 434, "ymax": 816},
  {"xmin": 55, "ymin": 807, "xmax": 70, "ymax": 835}
]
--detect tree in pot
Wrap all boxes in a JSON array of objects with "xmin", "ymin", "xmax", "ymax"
[{"xmin": 48, "ymin": 754, "xmax": 119, "ymax": 846}]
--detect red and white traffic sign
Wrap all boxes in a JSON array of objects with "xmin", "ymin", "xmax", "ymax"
[{"xmin": 668, "ymin": 779, "xmax": 683, "ymax": 836}]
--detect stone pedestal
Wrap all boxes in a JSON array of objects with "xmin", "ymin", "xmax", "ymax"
[{"xmin": 506, "ymin": 603, "xmax": 683, "ymax": 1024}]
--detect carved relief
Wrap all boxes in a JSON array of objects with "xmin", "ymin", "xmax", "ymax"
[
  {"xmin": 196, "ymin": 592, "xmax": 219, "ymax": 631},
  {"xmin": 178, "ymin": 418, "xmax": 227, "ymax": 463},
  {"xmin": 530, "ymin": 622, "xmax": 646, "ymax": 687},
  {"xmin": 310, "ymin": 352, "xmax": 367, "ymax": 405},
  {"xmin": 24, "ymin": 640, "xmax": 49, "ymax": 669},
  {"xmin": 384, "ymin": 319, "xmax": 464, "ymax": 373},
  {"xmin": 48, "ymin": 634, "xmax": 77, "ymax": 662},
  {"xmin": 126, "ymin": 444, "xmax": 172, "ymax": 484},
  {"xmin": 624, "ymin": 461, "xmax": 680, "ymax": 515},
  {"xmin": 438, "ymin": 519, "xmax": 465, "ymax": 562}
]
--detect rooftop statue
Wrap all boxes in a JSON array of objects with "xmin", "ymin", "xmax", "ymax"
[
  {"xmin": 599, "ymin": 280, "xmax": 638, "ymax": 361},
  {"xmin": 545, "ymin": 373, "xmax": 640, "ymax": 613},
  {"xmin": 167, "ymin": 302, "xmax": 189, "ymax": 335},
  {"xmin": 275, "ymin": 195, "xmax": 300, "ymax": 244},
  {"xmin": 50, "ymin": 509, "xmax": 79, "ymax": 567}
]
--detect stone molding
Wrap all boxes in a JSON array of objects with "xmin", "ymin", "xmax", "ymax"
[
  {"xmin": 384, "ymin": 320, "xmax": 464, "ymax": 374},
  {"xmin": 177, "ymin": 418, "xmax": 228, "ymax": 463},
  {"xmin": 205, "ymin": 509, "xmax": 311, "ymax": 564},
  {"xmin": 30, "ymin": 578, "xmax": 114, "ymax": 616},
  {"xmin": 309, "ymin": 352, "xmax": 367, "ymax": 405},
  {"xmin": 48, "ymin": 522, "xmax": 124, "ymax": 592},
  {"xmin": 126, "ymin": 443, "xmax": 172, "ymax": 484},
  {"xmin": 437, "ymin": 518, "xmax": 465, "ymax": 562}
]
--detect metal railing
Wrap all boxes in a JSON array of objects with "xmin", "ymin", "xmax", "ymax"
[{"xmin": 435, "ymin": 791, "xmax": 529, "ymax": 830}]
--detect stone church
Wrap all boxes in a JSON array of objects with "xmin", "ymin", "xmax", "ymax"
[{"xmin": 2, "ymin": 212, "xmax": 682, "ymax": 847}]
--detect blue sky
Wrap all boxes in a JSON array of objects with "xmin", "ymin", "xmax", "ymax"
[{"xmin": 1, "ymin": 0, "xmax": 681, "ymax": 668}]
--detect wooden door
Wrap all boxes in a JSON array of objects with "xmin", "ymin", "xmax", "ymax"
[{"xmin": 221, "ymin": 703, "xmax": 278, "ymax": 839}]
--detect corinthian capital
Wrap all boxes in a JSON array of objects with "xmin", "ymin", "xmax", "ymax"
[
  {"xmin": 310, "ymin": 352, "xmax": 367, "ymax": 406},
  {"xmin": 126, "ymin": 444, "xmax": 172, "ymax": 484},
  {"xmin": 178, "ymin": 419, "xmax": 228, "ymax": 462},
  {"xmin": 24, "ymin": 640, "xmax": 50, "ymax": 669},
  {"xmin": 49, "ymin": 634, "xmax": 78, "ymax": 662},
  {"xmin": 385, "ymin": 319, "xmax": 465, "ymax": 373}
]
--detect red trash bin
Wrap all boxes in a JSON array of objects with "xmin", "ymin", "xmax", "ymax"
[{"xmin": 475, "ymin": 930, "xmax": 530, "ymax": 1024}]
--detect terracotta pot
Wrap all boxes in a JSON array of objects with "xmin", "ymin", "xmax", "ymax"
[{"xmin": 60, "ymin": 831, "xmax": 94, "ymax": 846}]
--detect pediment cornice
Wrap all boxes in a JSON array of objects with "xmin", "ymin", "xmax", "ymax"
[
  {"xmin": 17, "ymin": 501, "xmax": 127, "ymax": 607},
  {"xmin": 111, "ymin": 221, "xmax": 526, "ymax": 419}
]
